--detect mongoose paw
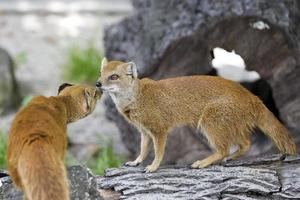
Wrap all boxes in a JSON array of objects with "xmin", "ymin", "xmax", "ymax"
[
  {"xmin": 191, "ymin": 160, "xmax": 209, "ymax": 169},
  {"xmin": 223, "ymin": 157, "xmax": 234, "ymax": 162},
  {"xmin": 124, "ymin": 161, "xmax": 140, "ymax": 167},
  {"xmin": 143, "ymin": 165, "xmax": 158, "ymax": 173}
]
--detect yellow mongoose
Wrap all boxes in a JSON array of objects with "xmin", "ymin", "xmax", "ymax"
[
  {"xmin": 96, "ymin": 58, "xmax": 297, "ymax": 173},
  {"xmin": 7, "ymin": 84, "xmax": 101, "ymax": 200}
]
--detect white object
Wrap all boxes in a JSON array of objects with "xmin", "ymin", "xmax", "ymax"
[
  {"xmin": 211, "ymin": 47, "xmax": 260, "ymax": 82},
  {"xmin": 251, "ymin": 21, "xmax": 270, "ymax": 30}
]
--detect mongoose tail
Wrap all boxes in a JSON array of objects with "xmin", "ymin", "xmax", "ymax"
[
  {"xmin": 257, "ymin": 104, "xmax": 297, "ymax": 155},
  {"xmin": 17, "ymin": 138, "xmax": 69, "ymax": 200}
]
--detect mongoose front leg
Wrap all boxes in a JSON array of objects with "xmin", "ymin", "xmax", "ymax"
[
  {"xmin": 125, "ymin": 132, "xmax": 151, "ymax": 166},
  {"xmin": 144, "ymin": 134, "xmax": 167, "ymax": 173}
]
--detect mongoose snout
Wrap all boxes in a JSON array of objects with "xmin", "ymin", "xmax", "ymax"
[{"xmin": 96, "ymin": 81, "xmax": 102, "ymax": 88}]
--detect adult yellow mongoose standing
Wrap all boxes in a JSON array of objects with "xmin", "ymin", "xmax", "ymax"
[
  {"xmin": 7, "ymin": 84, "xmax": 101, "ymax": 200},
  {"xmin": 96, "ymin": 58, "xmax": 297, "ymax": 173}
]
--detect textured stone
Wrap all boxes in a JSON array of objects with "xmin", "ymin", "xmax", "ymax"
[
  {"xmin": 104, "ymin": 0, "xmax": 300, "ymax": 163},
  {"xmin": 0, "ymin": 170, "xmax": 22, "ymax": 200},
  {"xmin": 99, "ymin": 155, "xmax": 300, "ymax": 200},
  {"xmin": 67, "ymin": 166, "xmax": 102, "ymax": 200},
  {"xmin": 0, "ymin": 166, "xmax": 102, "ymax": 200}
]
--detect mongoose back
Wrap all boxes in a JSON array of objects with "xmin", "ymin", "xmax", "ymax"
[
  {"xmin": 96, "ymin": 58, "xmax": 297, "ymax": 173},
  {"xmin": 7, "ymin": 84, "xmax": 101, "ymax": 200}
]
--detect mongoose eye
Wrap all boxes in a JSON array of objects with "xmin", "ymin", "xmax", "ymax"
[{"xmin": 108, "ymin": 74, "xmax": 119, "ymax": 80}]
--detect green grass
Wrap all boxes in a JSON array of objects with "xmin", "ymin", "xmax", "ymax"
[
  {"xmin": 88, "ymin": 142, "xmax": 124, "ymax": 175},
  {"xmin": 65, "ymin": 140, "xmax": 124, "ymax": 175},
  {"xmin": 0, "ymin": 131, "xmax": 7, "ymax": 169},
  {"xmin": 63, "ymin": 44, "xmax": 102, "ymax": 84}
]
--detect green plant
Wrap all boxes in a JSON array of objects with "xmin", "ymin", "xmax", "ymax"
[
  {"xmin": 21, "ymin": 95, "xmax": 34, "ymax": 107},
  {"xmin": 14, "ymin": 51, "xmax": 27, "ymax": 66},
  {"xmin": 0, "ymin": 131, "xmax": 7, "ymax": 169},
  {"xmin": 88, "ymin": 142, "xmax": 124, "ymax": 175},
  {"xmin": 63, "ymin": 44, "xmax": 102, "ymax": 84}
]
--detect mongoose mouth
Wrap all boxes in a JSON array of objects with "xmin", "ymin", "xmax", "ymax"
[
  {"xmin": 96, "ymin": 87, "xmax": 103, "ymax": 94},
  {"xmin": 97, "ymin": 86, "xmax": 117, "ymax": 93},
  {"xmin": 95, "ymin": 81, "xmax": 103, "ymax": 94}
]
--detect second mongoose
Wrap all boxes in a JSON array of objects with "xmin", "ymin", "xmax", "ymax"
[
  {"xmin": 97, "ymin": 58, "xmax": 297, "ymax": 173},
  {"xmin": 7, "ymin": 84, "xmax": 101, "ymax": 200}
]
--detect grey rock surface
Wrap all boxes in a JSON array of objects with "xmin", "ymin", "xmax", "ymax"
[
  {"xmin": 67, "ymin": 166, "xmax": 102, "ymax": 200},
  {"xmin": 0, "ymin": 170, "xmax": 23, "ymax": 200},
  {"xmin": 104, "ymin": 0, "xmax": 300, "ymax": 163},
  {"xmin": 99, "ymin": 154, "xmax": 300, "ymax": 200},
  {"xmin": 0, "ymin": 165, "xmax": 102, "ymax": 200}
]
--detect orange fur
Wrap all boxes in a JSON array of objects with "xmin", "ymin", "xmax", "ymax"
[
  {"xmin": 7, "ymin": 84, "xmax": 101, "ymax": 200},
  {"xmin": 98, "ymin": 60, "xmax": 297, "ymax": 172}
]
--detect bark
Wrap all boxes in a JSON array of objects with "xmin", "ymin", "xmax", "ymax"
[{"xmin": 99, "ymin": 154, "xmax": 300, "ymax": 200}]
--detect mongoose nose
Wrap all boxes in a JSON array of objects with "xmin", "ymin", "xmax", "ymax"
[{"xmin": 95, "ymin": 81, "xmax": 102, "ymax": 88}]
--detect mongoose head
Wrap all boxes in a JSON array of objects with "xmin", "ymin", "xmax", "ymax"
[
  {"xmin": 96, "ymin": 58, "xmax": 138, "ymax": 96},
  {"xmin": 58, "ymin": 83, "xmax": 101, "ymax": 122}
]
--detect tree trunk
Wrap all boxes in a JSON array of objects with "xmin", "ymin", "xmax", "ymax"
[{"xmin": 99, "ymin": 154, "xmax": 300, "ymax": 200}]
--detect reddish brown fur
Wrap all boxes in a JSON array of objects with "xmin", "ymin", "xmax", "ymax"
[
  {"xmin": 99, "ymin": 60, "xmax": 297, "ymax": 172},
  {"xmin": 7, "ymin": 84, "xmax": 100, "ymax": 200}
]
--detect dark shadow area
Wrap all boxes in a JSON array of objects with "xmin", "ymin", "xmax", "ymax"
[{"xmin": 154, "ymin": 16, "xmax": 296, "ymax": 155}]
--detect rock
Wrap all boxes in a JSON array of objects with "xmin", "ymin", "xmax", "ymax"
[
  {"xmin": 98, "ymin": 187, "xmax": 121, "ymax": 200},
  {"xmin": 0, "ymin": 47, "xmax": 22, "ymax": 115},
  {"xmin": 0, "ymin": 166, "xmax": 102, "ymax": 200},
  {"xmin": 104, "ymin": 0, "xmax": 300, "ymax": 163},
  {"xmin": 0, "ymin": 170, "xmax": 22, "ymax": 200},
  {"xmin": 67, "ymin": 166, "xmax": 102, "ymax": 200},
  {"xmin": 99, "ymin": 154, "xmax": 300, "ymax": 200}
]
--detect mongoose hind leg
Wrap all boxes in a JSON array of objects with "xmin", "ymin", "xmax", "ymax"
[
  {"xmin": 191, "ymin": 128, "xmax": 230, "ymax": 168},
  {"xmin": 192, "ymin": 105, "xmax": 233, "ymax": 168},
  {"xmin": 125, "ymin": 131, "xmax": 151, "ymax": 167},
  {"xmin": 191, "ymin": 151, "xmax": 228, "ymax": 168},
  {"xmin": 227, "ymin": 139, "xmax": 251, "ymax": 161}
]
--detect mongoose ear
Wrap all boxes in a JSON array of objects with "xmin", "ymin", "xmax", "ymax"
[
  {"xmin": 58, "ymin": 83, "xmax": 73, "ymax": 94},
  {"xmin": 127, "ymin": 62, "xmax": 138, "ymax": 79},
  {"xmin": 84, "ymin": 88, "xmax": 91, "ymax": 111},
  {"xmin": 100, "ymin": 57, "xmax": 108, "ymax": 73}
]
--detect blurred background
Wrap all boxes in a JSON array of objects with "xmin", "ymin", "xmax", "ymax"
[
  {"xmin": 0, "ymin": 0, "xmax": 132, "ymax": 174},
  {"xmin": 0, "ymin": 0, "xmax": 300, "ymax": 175}
]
